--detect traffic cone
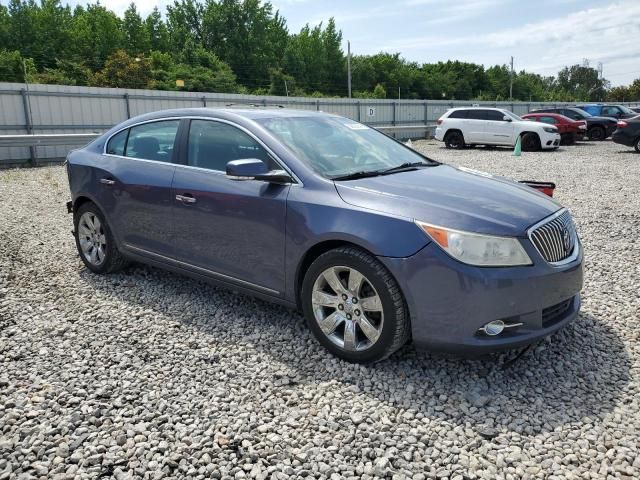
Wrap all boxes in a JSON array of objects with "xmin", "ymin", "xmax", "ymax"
[{"xmin": 512, "ymin": 135, "xmax": 522, "ymax": 156}]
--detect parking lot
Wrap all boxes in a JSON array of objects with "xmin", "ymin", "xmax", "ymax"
[{"xmin": 0, "ymin": 139, "xmax": 638, "ymax": 479}]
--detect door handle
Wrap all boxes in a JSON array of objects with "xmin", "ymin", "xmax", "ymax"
[
  {"xmin": 176, "ymin": 194, "xmax": 197, "ymax": 204},
  {"xmin": 100, "ymin": 178, "xmax": 115, "ymax": 186}
]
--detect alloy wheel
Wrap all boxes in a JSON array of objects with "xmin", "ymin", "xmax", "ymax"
[
  {"xmin": 78, "ymin": 212, "xmax": 107, "ymax": 266},
  {"xmin": 311, "ymin": 266, "xmax": 384, "ymax": 352}
]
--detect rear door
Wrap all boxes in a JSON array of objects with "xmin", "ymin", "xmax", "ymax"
[
  {"xmin": 464, "ymin": 109, "xmax": 488, "ymax": 142},
  {"xmin": 484, "ymin": 110, "xmax": 515, "ymax": 144},
  {"xmin": 170, "ymin": 119, "xmax": 290, "ymax": 296},
  {"xmin": 103, "ymin": 119, "xmax": 181, "ymax": 257}
]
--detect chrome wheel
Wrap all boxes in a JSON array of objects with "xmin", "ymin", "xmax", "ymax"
[
  {"xmin": 311, "ymin": 266, "xmax": 384, "ymax": 352},
  {"xmin": 77, "ymin": 212, "xmax": 107, "ymax": 266}
]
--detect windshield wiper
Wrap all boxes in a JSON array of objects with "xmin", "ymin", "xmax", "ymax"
[
  {"xmin": 332, "ymin": 170, "xmax": 385, "ymax": 181},
  {"xmin": 332, "ymin": 161, "xmax": 435, "ymax": 181},
  {"xmin": 379, "ymin": 161, "xmax": 434, "ymax": 174}
]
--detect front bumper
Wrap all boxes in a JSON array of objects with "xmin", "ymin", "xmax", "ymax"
[
  {"xmin": 612, "ymin": 130, "xmax": 636, "ymax": 147},
  {"xmin": 540, "ymin": 131, "xmax": 561, "ymax": 149},
  {"xmin": 380, "ymin": 239, "xmax": 583, "ymax": 354}
]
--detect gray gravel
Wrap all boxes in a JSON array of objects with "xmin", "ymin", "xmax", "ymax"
[{"xmin": 1, "ymin": 140, "xmax": 639, "ymax": 480}]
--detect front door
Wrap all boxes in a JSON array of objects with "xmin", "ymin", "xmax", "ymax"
[
  {"xmin": 484, "ymin": 110, "xmax": 515, "ymax": 144},
  {"xmin": 170, "ymin": 119, "xmax": 290, "ymax": 296}
]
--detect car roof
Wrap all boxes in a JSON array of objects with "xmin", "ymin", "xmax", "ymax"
[
  {"xmin": 449, "ymin": 106, "xmax": 505, "ymax": 110},
  {"xmin": 122, "ymin": 107, "xmax": 333, "ymax": 124}
]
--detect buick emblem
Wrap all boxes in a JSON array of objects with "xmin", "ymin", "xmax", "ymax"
[{"xmin": 562, "ymin": 228, "xmax": 571, "ymax": 252}]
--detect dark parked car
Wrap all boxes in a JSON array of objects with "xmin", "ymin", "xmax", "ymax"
[
  {"xmin": 612, "ymin": 116, "xmax": 640, "ymax": 152},
  {"xmin": 530, "ymin": 107, "xmax": 617, "ymax": 140},
  {"xmin": 631, "ymin": 107, "xmax": 640, "ymax": 114},
  {"xmin": 66, "ymin": 108, "xmax": 583, "ymax": 363},
  {"xmin": 577, "ymin": 104, "xmax": 637, "ymax": 120}
]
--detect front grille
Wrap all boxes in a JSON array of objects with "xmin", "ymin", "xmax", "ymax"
[
  {"xmin": 529, "ymin": 210, "xmax": 577, "ymax": 263},
  {"xmin": 542, "ymin": 298, "xmax": 572, "ymax": 327}
]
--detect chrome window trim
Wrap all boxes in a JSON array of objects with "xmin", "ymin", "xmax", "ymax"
[
  {"xmin": 124, "ymin": 243, "xmax": 280, "ymax": 295},
  {"xmin": 102, "ymin": 115, "xmax": 302, "ymax": 186},
  {"xmin": 527, "ymin": 208, "xmax": 581, "ymax": 266}
]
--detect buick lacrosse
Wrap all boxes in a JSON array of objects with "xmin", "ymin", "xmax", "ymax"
[{"xmin": 66, "ymin": 108, "xmax": 583, "ymax": 363}]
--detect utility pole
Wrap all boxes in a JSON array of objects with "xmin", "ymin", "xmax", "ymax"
[
  {"xmin": 509, "ymin": 56, "xmax": 514, "ymax": 101},
  {"xmin": 347, "ymin": 41, "xmax": 352, "ymax": 98},
  {"xmin": 284, "ymin": 79, "xmax": 289, "ymax": 97},
  {"xmin": 398, "ymin": 86, "xmax": 401, "ymax": 100}
]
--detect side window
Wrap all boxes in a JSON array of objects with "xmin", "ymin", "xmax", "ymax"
[
  {"xmin": 187, "ymin": 120, "xmax": 275, "ymax": 172},
  {"xmin": 539, "ymin": 116, "xmax": 557, "ymax": 124},
  {"xmin": 125, "ymin": 120, "xmax": 180, "ymax": 162},
  {"xmin": 486, "ymin": 110, "xmax": 505, "ymax": 121},
  {"xmin": 106, "ymin": 129, "xmax": 128, "ymax": 156},
  {"xmin": 466, "ymin": 110, "xmax": 488, "ymax": 120},
  {"xmin": 602, "ymin": 106, "xmax": 620, "ymax": 116},
  {"xmin": 565, "ymin": 110, "xmax": 581, "ymax": 120},
  {"xmin": 448, "ymin": 110, "xmax": 468, "ymax": 119}
]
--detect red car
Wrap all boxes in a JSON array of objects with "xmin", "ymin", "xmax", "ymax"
[{"xmin": 521, "ymin": 112, "xmax": 587, "ymax": 145}]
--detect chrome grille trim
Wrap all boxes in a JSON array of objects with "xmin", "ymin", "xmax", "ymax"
[{"xmin": 528, "ymin": 209, "xmax": 579, "ymax": 265}]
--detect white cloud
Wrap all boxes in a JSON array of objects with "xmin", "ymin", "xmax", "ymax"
[{"xmin": 382, "ymin": 0, "xmax": 640, "ymax": 84}]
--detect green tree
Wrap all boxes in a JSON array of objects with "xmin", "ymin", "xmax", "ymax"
[
  {"xmin": 70, "ymin": 3, "xmax": 123, "ymax": 70},
  {"xmin": 0, "ymin": 4, "xmax": 9, "ymax": 49},
  {"xmin": 31, "ymin": 58, "xmax": 92, "ymax": 85},
  {"xmin": 0, "ymin": 49, "xmax": 35, "ymax": 82},
  {"xmin": 148, "ymin": 47, "xmax": 239, "ymax": 93},
  {"xmin": 283, "ymin": 18, "xmax": 344, "ymax": 95},
  {"xmin": 201, "ymin": 0, "xmax": 288, "ymax": 90},
  {"xmin": 166, "ymin": 0, "xmax": 204, "ymax": 53},
  {"xmin": 93, "ymin": 49, "xmax": 151, "ymax": 88},
  {"xmin": 557, "ymin": 64, "xmax": 609, "ymax": 102},
  {"xmin": 122, "ymin": 3, "xmax": 150, "ymax": 55},
  {"xmin": 145, "ymin": 7, "xmax": 170, "ymax": 52}
]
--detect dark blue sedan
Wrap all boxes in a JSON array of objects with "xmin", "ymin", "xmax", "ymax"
[{"xmin": 66, "ymin": 108, "xmax": 583, "ymax": 363}]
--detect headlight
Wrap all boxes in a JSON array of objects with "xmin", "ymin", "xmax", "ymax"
[
  {"xmin": 415, "ymin": 221, "xmax": 532, "ymax": 266},
  {"xmin": 543, "ymin": 127, "xmax": 557, "ymax": 133}
]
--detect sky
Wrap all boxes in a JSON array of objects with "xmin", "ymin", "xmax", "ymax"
[{"xmin": 63, "ymin": 0, "xmax": 640, "ymax": 86}]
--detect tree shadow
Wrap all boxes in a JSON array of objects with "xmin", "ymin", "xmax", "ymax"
[{"xmin": 80, "ymin": 262, "xmax": 631, "ymax": 437}]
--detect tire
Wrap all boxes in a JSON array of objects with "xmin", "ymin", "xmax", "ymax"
[
  {"xmin": 521, "ymin": 132, "xmax": 541, "ymax": 152},
  {"xmin": 588, "ymin": 126, "xmax": 606, "ymax": 141},
  {"xmin": 300, "ymin": 246, "xmax": 410, "ymax": 363},
  {"xmin": 560, "ymin": 133, "xmax": 575, "ymax": 146},
  {"xmin": 635, "ymin": 137, "xmax": 640, "ymax": 153},
  {"xmin": 74, "ymin": 202, "xmax": 129, "ymax": 274},
  {"xmin": 444, "ymin": 131, "xmax": 465, "ymax": 149}
]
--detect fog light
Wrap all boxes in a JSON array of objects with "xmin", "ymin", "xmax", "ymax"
[{"xmin": 481, "ymin": 320, "xmax": 505, "ymax": 336}]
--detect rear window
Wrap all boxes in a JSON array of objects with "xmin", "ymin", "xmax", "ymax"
[
  {"xmin": 125, "ymin": 120, "xmax": 180, "ymax": 162},
  {"xmin": 448, "ymin": 110, "xmax": 468, "ymax": 119},
  {"xmin": 106, "ymin": 129, "xmax": 128, "ymax": 156}
]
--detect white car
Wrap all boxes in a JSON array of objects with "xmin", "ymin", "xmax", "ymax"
[{"xmin": 435, "ymin": 107, "xmax": 561, "ymax": 151}]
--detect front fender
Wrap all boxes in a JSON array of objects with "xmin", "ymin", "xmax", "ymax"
[{"xmin": 284, "ymin": 186, "xmax": 430, "ymax": 302}]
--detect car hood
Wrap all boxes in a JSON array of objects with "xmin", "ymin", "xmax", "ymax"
[
  {"xmin": 515, "ymin": 120, "xmax": 553, "ymax": 131},
  {"xmin": 334, "ymin": 165, "xmax": 561, "ymax": 237}
]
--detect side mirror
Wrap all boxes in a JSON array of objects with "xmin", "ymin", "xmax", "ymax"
[
  {"xmin": 226, "ymin": 158, "xmax": 292, "ymax": 184},
  {"xmin": 503, "ymin": 115, "xmax": 512, "ymax": 122}
]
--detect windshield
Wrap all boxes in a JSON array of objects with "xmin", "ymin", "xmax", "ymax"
[
  {"xmin": 256, "ymin": 115, "xmax": 437, "ymax": 179},
  {"xmin": 572, "ymin": 108, "xmax": 591, "ymax": 118},
  {"xmin": 619, "ymin": 105, "xmax": 635, "ymax": 114}
]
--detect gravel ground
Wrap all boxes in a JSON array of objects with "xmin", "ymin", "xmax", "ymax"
[{"xmin": 1, "ymin": 140, "xmax": 639, "ymax": 480}]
